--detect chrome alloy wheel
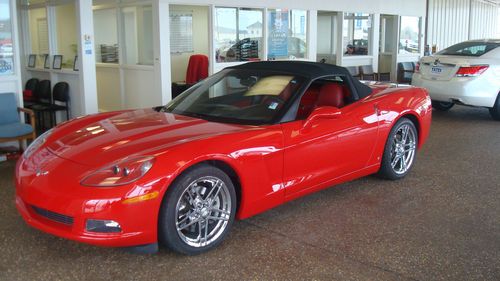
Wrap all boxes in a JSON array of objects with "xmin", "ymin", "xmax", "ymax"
[
  {"xmin": 175, "ymin": 176, "xmax": 231, "ymax": 248},
  {"xmin": 390, "ymin": 124, "xmax": 417, "ymax": 175}
]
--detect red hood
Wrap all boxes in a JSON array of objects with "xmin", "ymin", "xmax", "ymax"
[{"xmin": 46, "ymin": 109, "xmax": 249, "ymax": 166}]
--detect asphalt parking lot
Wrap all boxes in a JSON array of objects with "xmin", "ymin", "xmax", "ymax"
[{"xmin": 1, "ymin": 106, "xmax": 499, "ymax": 281}]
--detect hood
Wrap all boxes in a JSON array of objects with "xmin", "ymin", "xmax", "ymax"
[{"xmin": 46, "ymin": 109, "xmax": 249, "ymax": 166}]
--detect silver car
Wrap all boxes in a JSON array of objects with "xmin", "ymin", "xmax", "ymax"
[{"xmin": 412, "ymin": 39, "xmax": 500, "ymax": 120}]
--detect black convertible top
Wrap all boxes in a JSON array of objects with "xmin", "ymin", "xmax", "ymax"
[{"xmin": 228, "ymin": 61, "xmax": 372, "ymax": 99}]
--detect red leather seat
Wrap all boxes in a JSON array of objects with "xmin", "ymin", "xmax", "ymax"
[{"xmin": 316, "ymin": 83, "xmax": 345, "ymax": 108}]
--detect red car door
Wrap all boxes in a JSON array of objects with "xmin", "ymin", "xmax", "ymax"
[{"xmin": 281, "ymin": 88, "xmax": 379, "ymax": 199}]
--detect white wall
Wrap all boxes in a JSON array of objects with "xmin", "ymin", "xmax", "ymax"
[
  {"xmin": 55, "ymin": 3, "xmax": 77, "ymax": 67},
  {"xmin": 169, "ymin": 5, "xmax": 209, "ymax": 82},
  {"xmin": 427, "ymin": 0, "xmax": 500, "ymax": 51}
]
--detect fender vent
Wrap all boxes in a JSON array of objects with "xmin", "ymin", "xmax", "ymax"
[{"xmin": 31, "ymin": 205, "xmax": 74, "ymax": 226}]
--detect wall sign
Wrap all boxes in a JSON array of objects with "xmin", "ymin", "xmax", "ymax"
[{"xmin": 268, "ymin": 10, "xmax": 289, "ymax": 58}]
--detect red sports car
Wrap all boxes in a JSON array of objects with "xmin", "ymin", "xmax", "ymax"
[{"xmin": 15, "ymin": 61, "xmax": 432, "ymax": 255}]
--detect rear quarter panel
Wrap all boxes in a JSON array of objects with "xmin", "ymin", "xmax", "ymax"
[{"xmin": 367, "ymin": 86, "xmax": 432, "ymax": 166}]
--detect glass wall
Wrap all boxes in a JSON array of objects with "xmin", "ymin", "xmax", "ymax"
[
  {"xmin": 399, "ymin": 16, "xmax": 421, "ymax": 54},
  {"xmin": 0, "ymin": 0, "xmax": 14, "ymax": 75},
  {"xmin": 121, "ymin": 5, "xmax": 153, "ymax": 65},
  {"xmin": 214, "ymin": 7, "xmax": 264, "ymax": 63},
  {"xmin": 343, "ymin": 13, "xmax": 372, "ymax": 56},
  {"xmin": 28, "ymin": 7, "xmax": 48, "ymax": 67},
  {"xmin": 55, "ymin": 3, "xmax": 77, "ymax": 69},
  {"xmin": 267, "ymin": 9, "xmax": 307, "ymax": 60},
  {"xmin": 94, "ymin": 9, "xmax": 119, "ymax": 63}
]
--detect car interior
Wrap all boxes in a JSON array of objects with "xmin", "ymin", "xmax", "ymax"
[{"xmin": 296, "ymin": 77, "xmax": 353, "ymax": 120}]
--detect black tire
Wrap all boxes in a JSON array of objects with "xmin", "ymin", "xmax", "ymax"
[
  {"xmin": 489, "ymin": 94, "xmax": 500, "ymax": 121},
  {"xmin": 158, "ymin": 165, "xmax": 237, "ymax": 255},
  {"xmin": 432, "ymin": 100, "xmax": 454, "ymax": 111},
  {"xmin": 377, "ymin": 118, "xmax": 418, "ymax": 180}
]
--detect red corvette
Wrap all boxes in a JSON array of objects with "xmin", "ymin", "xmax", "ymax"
[{"xmin": 15, "ymin": 61, "xmax": 431, "ymax": 255}]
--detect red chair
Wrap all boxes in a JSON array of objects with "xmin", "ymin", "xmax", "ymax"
[
  {"xmin": 185, "ymin": 54, "xmax": 209, "ymax": 84},
  {"xmin": 172, "ymin": 54, "xmax": 209, "ymax": 99}
]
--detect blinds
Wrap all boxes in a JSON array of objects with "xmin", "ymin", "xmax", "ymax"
[{"xmin": 170, "ymin": 11, "xmax": 193, "ymax": 53}]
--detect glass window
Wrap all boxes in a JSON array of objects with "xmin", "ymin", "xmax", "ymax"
[
  {"xmin": 55, "ymin": 3, "xmax": 78, "ymax": 69},
  {"xmin": 214, "ymin": 7, "xmax": 263, "ymax": 63},
  {"xmin": 121, "ymin": 5, "xmax": 153, "ymax": 65},
  {"xmin": 28, "ymin": 7, "xmax": 48, "ymax": 67},
  {"xmin": 267, "ymin": 9, "xmax": 307, "ymax": 60},
  {"xmin": 343, "ymin": 13, "xmax": 372, "ymax": 56},
  {"xmin": 0, "ymin": 0, "xmax": 14, "ymax": 75},
  {"xmin": 165, "ymin": 69, "xmax": 305, "ymax": 125},
  {"xmin": 437, "ymin": 41, "xmax": 500, "ymax": 57},
  {"xmin": 94, "ymin": 9, "xmax": 119, "ymax": 63},
  {"xmin": 399, "ymin": 16, "xmax": 421, "ymax": 54}
]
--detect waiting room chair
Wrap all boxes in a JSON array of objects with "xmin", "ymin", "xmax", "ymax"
[
  {"xmin": 359, "ymin": 65, "xmax": 377, "ymax": 81},
  {"xmin": 346, "ymin": 66, "xmax": 361, "ymax": 79},
  {"xmin": 397, "ymin": 62, "xmax": 415, "ymax": 84},
  {"xmin": 172, "ymin": 54, "xmax": 209, "ymax": 99},
  {"xmin": 0, "ymin": 93, "xmax": 36, "ymax": 151},
  {"xmin": 31, "ymin": 82, "xmax": 70, "ymax": 128}
]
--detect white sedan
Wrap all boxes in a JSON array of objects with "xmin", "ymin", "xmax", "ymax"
[{"xmin": 412, "ymin": 39, "xmax": 500, "ymax": 120}]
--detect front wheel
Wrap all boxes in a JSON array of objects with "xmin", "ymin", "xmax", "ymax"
[
  {"xmin": 377, "ymin": 118, "xmax": 418, "ymax": 180},
  {"xmin": 432, "ymin": 100, "xmax": 454, "ymax": 111},
  {"xmin": 159, "ymin": 165, "xmax": 236, "ymax": 255},
  {"xmin": 489, "ymin": 94, "xmax": 500, "ymax": 121}
]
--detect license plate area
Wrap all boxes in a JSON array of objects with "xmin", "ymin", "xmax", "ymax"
[{"xmin": 430, "ymin": 66, "xmax": 443, "ymax": 75}]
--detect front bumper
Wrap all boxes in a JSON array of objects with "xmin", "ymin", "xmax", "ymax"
[
  {"xmin": 15, "ymin": 149, "xmax": 165, "ymax": 248},
  {"xmin": 412, "ymin": 74, "xmax": 498, "ymax": 107}
]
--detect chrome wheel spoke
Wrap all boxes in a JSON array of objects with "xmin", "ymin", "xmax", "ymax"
[
  {"xmin": 401, "ymin": 125, "xmax": 409, "ymax": 143},
  {"xmin": 207, "ymin": 215, "xmax": 229, "ymax": 222},
  {"xmin": 177, "ymin": 217, "xmax": 200, "ymax": 231},
  {"xmin": 205, "ymin": 179, "xmax": 222, "ymax": 201}
]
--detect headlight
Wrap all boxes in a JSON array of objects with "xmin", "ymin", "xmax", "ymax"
[
  {"xmin": 23, "ymin": 128, "xmax": 54, "ymax": 159},
  {"xmin": 81, "ymin": 156, "xmax": 155, "ymax": 187}
]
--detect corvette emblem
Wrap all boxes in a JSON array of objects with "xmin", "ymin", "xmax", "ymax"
[{"xmin": 35, "ymin": 168, "xmax": 49, "ymax": 177}]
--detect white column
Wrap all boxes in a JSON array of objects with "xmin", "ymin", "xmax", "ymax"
[
  {"xmin": 335, "ymin": 13, "xmax": 344, "ymax": 66},
  {"xmin": 76, "ymin": 0, "xmax": 98, "ymax": 114},
  {"xmin": 371, "ymin": 14, "xmax": 380, "ymax": 72},
  {"xmin": 307, "ymin": 10, "xmax": 318, "ymax": 61},
  {"xmin": 154, "ymin": 0, "xmax": 172, "ymax": 104}
]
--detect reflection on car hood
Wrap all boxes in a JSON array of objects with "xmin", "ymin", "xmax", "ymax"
[{"xmin": 46, "ymin": 109, "xmax": 249, "ymax": 166}]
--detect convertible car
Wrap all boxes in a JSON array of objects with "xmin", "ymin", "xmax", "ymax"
[{"xmin": 15, "ymin": 61, "xmax": 432, "ymax": 255}]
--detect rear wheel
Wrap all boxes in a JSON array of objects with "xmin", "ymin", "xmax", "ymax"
[
  {"xmin": 377, "ymin": 118, "xmax": 418, "ymax": 180},
  {"xmin": 432, "ymin": 100, "xmax": 454, "ymax": 111},
  {"xmin": 159, "ymin": 165, "xmax": 236, "ymax": 255},
  {"xmin": 489, "ymin": 94, "xmax": 500, "ymax": 121}
]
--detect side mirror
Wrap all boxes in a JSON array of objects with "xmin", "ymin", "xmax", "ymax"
[{"xmin": 302, "ymin": 106, "xmax": 342, "ymax": 132}]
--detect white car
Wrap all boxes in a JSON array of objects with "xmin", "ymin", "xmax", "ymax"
[{"xmin": 412, "ymin": 39, "xmax": 500, "ymax": 120}]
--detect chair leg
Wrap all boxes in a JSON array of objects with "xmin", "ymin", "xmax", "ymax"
[{"xmin": 18, "ymin": 139, "xmax": 24, "ymax": 152}]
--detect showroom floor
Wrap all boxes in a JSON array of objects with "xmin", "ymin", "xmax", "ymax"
[{"xmin": 1, "ymin": 106, "xmax": 499, "ymax": 281}]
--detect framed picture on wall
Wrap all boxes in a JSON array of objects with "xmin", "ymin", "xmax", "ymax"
[
  {"xmin": 43, "ymin": 54, "xmax": 50, "ymax": 69},
  {"xmin": 28, "ymin": 54, "xmax": 36, "ymax": 68},
  {"xmin": 53, "ymin": 55, "xmax": 62, "ymax": 70},
  {"xmin": 73, "ymin": 56, "xmax": 79, "ymax": 71}
]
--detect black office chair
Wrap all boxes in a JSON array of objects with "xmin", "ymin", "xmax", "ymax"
[
  {"xmin": 23, "ymin": 78, "xmax": 39, "ymax": 107},
  {"xmin": 359, "ymin": 65, "xmax": 377, "ymax": 81},
  {"xmin": 397, "ymin": 62, "xmax": 415, "ymax": 84},
  {"xmin": 31, "ymin": 82, "xmax": 70, "ymax": 128},
  {"xmin": 346, "ymin": 66, "xmax": 361, "ymax": 79},
  {"xmin": 29, "ymin": 80, "xmax": 52, "ymax": 130}
]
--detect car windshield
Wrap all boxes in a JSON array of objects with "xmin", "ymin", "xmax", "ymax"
[
  {"xmin": 437, "ymin": 41, "xmax": 500, "ymax": 57},
  {"xmin": 163, "ymin": 69, "xmax": 306, "ymax": 125}
]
